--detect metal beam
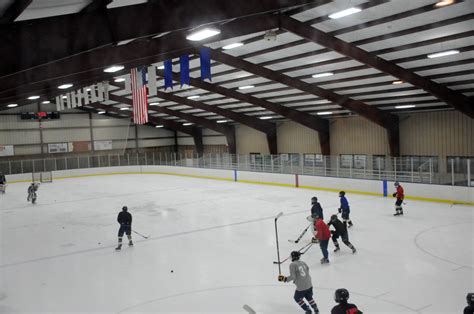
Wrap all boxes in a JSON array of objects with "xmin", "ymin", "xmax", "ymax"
[
  {"xmin": 208, "ymin": 48, "xmax": 400, "ymax": 156},
  {"xmin": 0, "ymin": 0, "xmax": 32, "ymax": 24},
  {"xmin": 152, "ymin": 90, "xmax": 278, "ymax": 154},
  {"xmin": 161, "ymin": 70, "xmax": 330, "ymax": 154},
  {"xmin": 0, "ymin": 13, "xmax": 279, "ymax": 103},
  {"xmin": 81, "ymin": 0, "xmax": 112, "ymax": 13},
  {"xmin": 109, "ymin": 94, "xmax": 237, "ymax": 154},
  {"xmin": 0, "ymin": 0, "xmax": 320, "ymax": 76},
  {"xmin": 280, "ymin": 15, "xmax": 474, "ymax": 119}
]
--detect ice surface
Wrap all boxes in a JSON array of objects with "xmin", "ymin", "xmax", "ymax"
[{"xmin": 0, "ymin": 174, "xmax": 472, "ymax": 313}]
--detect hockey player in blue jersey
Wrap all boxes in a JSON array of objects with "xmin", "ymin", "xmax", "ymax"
[{"xmin": 338, "ymin": 191, "xmax": 353, "ymax": 228}]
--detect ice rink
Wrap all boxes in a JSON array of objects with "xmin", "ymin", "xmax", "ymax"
[{"xmin": 0, "ymin": 173, "xmax": 472, "ymax": 313}]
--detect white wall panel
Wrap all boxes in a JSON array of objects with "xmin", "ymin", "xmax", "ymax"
[
  {"xmin": 277, "ymin": 121, "xmax": 321, "ymax": 153},
  {"xmin": 236, "ymin": 125, "xmax": 269, "ymax": 154}
]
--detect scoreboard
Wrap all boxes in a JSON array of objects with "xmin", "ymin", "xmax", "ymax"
[{"xmin": 21, "ymin": 111, "xmax": 60, "ymax": 120}]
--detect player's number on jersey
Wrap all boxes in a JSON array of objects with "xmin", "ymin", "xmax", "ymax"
[{"xmin": 298, "ymin": 266, "xmax": 307, "ymax": 277}]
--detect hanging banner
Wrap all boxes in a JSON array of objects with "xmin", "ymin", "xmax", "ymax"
[
  {"xmin": 147, "ymin": 65, "xmax": 157, "ymax": 96},
  {"xmin": 200, "ymin": 47, "xmax": 212, "ymax": 81},
  {"xmin": 164, "ymin": 60, "xmax": 173, "ymax": 90},
  {"xmin": 180, "ymin": 55, "xmax": 190, "ymax": 87}
]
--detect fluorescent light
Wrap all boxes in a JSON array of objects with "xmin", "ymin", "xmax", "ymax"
[
  {"xmin": 435, "ymin": 0, "xmax": 455, "ymax": 7},
  {"xmin": 317, "ymin": 111, "xmax": 333, "ymax": 115},
  {"xmin": 329, "ymin": 7, "xmax": 361, "ymax": 19},
  {"xmin": 114, "ymin": 78, "xmax": 126, "ymax": 82},
  {"xmin": 58, "ymin": 83, "xmax": 73, "ymax": 89},
  {"xmin": 120, "ymin": 107, "xmax": 129, "ymax": 111},
  {"xmin": 223, "ymin": 42, "xmax": 243, "ymax": 50},
  {"xmin": 157, "ymin": 65, "xmax": 165, "ymax": 70},
  {"xmin": 62, "ymin": 96, "xmax": 68, "ymax": 99},
  {"xmin": 312, "ymin": 72, "xmax": 334, "ymax": 78},
  {"xmin": 395, "ymin": 105, "xmax": 416, "ymax": 109},
  {"xmin": 86, "ymin": 88, "xmax": 92, "ymax": 91},
  {"xmin": 217, "ymin": 120, "xmax": 227, "ymax": 123},
  {"xmin": 427, "ymin": 50, "xmax": 459, "ymax": 59},
  {"xmin": 42, "ymin": 101, "xmax": 50, "ymax": 104},
  {"xmin": 238, "ymin": 85, "xmax": 255, "ymax": 90},
  {"xmin": 149, "ymin": 102, "xmax": 160, "ymax": 106},
  {"xmin": 7, "ymin": 104, "xmax": 18, "ymax": 108},
  {"xmin": 104, "ymin": 65, "xmax": 124, "ymax": 73},
  {"xmin": 187, "ymin": 95, "xmax": 200, "ymax": 99},
  {"xmin": 183, "ymin": 122, "xmax": 193, "ymax": 126},
  {"xmin": 392, "ymin": 80, "xmax": 404, "ymax": 85},
  {"xmin": 186, "ymin": 27, "xmax": 220, "ymax": 41},
  {"xmin": 28, "ymin": 95, "xmax": 40, "ymax": 100},
  {"xmin": 155, "ymin": 125, "xmax": 164, "ymax": 128},
  {"xmin": 259, "ymin": 116, "xmax": 273, "ymax": 120},
  {"xmin": 98, "ymin": 111, "xmax": 106, "ymax": 114}
]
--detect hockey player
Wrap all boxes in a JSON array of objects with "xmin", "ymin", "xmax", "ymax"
[
  {"xmin": 327, "ymin": 215, "xmax": 356, "ymax": 254},
  {"xmin": 393, "ymin": 181, "xmax": 405, "ymax": 216},
  {"xmin": 310, "ymin": 197, "xmax": 324, "ymax": 220},
  {"xmin": 338, "ymin": 191, "xmax": 353, "ymax": 227},
  {"xmin": 0, "ymin": 172, "xmax": 6, "ymax": 194},
  {"xmin": 278, "ymin": 251, "xmax": 319, "ymax": 314},
  {"xmin": 27, "ymin": 183, "xmax": 38, "ymax": 204},
  {"xmin": 331, "ymin": 288, "xmax": 363, "ymax": 314},
  {"xmin": 116, "ymin": 206, "xmax": 133, "ymax": 251},
  {"xmin": 465, "ymin": 293, "xmax": 474, "ymax": 314},
  {"xmin": 313, "ymin": 216, "xmax": 331, "ymax": 264}
]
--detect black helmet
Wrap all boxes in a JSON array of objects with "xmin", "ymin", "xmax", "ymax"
[
  {"xmin": 122, "ymin": 206, "xmax": 128, "ymax": 211},
  {"xmin": 467, "ymin": 293, "xmax": 474, "ymax": 305},
  {"xmin": 394, "ymin": 181, "xmax": 399, "ymax": 187},
  {"xmin": 330, "ymin": 214, "xmax": 338, "ymax": 221},
  {"xmin": 291, "ymin": 251, "xmax": 301, "ymax": 261},
  {"xmin": 311, "ymin": 196, "xmax": 317, "ymax": 204},
  {"xmin": 334, "ymin": 288, "xmax": 349, "ymax": 303},
  {"xmin": 339, "ymin": 191, "xmax": 345, "ymax": 197}
]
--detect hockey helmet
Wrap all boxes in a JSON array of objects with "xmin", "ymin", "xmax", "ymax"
[
  {"xmin": 330, "ymin": 214, "xmax": 338, "ymax": 221},
  {"xmin": 291, "ymin": 251, "xmax": 301, "ymax": 262},
  {"xmin": 394, "ymin": 181, "xmax": 400, "ymax": 187},
  {"xmin": 122, "ymin": 206, "xmax": 128, "ymax": 211},
  {"xmin": 339, "ymin": 191, "xmax": 345, "ymax": 197},
  {"xmin": 311, "ymin": 196, "xmax": 317, "ymax": 204},
  {"xmin": 467, "ymin": 293, "xmax": 474, "ymax": 305},
  {"xmin": 334, "ymin": 288, "xmax": 350, "ymax": 303}
]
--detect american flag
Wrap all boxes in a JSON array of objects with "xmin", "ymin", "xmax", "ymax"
[{"xmin": 131, "ymin": 66, "xmax": 148, "ymax": 124}]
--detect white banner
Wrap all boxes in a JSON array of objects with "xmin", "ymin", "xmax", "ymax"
[
  {"xmin": 94, "ymin": 140, "xmax": 113, "ymax": 151},
  {"xmin": 48, "ymin": 143, "xmax": 68, "ymax": 154},
  {"xmin": 55, "ymin": 82, "xmax": 110, "ymax": 111},
  {"xmin": 0, "ymin": 145, "xmax": 14, "ymax": 156}
]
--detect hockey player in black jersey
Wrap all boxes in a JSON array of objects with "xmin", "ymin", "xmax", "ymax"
[
  {"xmin": 116, "ymin": 206, "xmax": 133, "ymax": 250},
  {"xmin": 327, "ymin": 215, "xmax": 356, "ymax": 253},
  {"xmin": 27, "ymin": 183, "xmax": 38, "ymax": 204},
  {"xmin": 310, "ymin": 197, "xmax": 324, "ymax": 220},
  {"xmin": 465, "ymin": 293, "xmax": 474, "ymax": 314},
  {"xmin": 331, "ymin": 288, "xmax": 363, "ymax": 314}
]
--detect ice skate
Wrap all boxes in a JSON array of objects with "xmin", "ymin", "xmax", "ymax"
[
  {"xmin": 334, "ymin": 246, "xmax": 340, "ymax": 252},
  {"xmin": 115, "ymin": 244, "xmax": 122, "ymax": 251},
  {"xmin": 352, "ymin": 247, "xmax": 357, "ymax": 254},
  {"xmin": 305, "ymin": 310, "xmax": 312, "ymax": 314},
  {"xmin": 320, "ymin": 258, "xmax": 329, "ymax": 264},
  {"xmin": 312, "ymin": 305, "xmax": 319, "ymax": 313},
  {"xmin": 128, "ymin": 241, "xmax": 133, "ymax": 246}
]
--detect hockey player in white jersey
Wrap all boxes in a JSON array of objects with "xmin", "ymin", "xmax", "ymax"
[{"xmin": 278, "ymin": 251, "xmax": 319, "ymax": 313}]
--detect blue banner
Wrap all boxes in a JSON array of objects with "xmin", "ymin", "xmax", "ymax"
[
  {"xmin": 164, "ymin": 60, "xmax": 173, "ymax": 90},
  {"xmin": 200, "ymin": 47, "xmax": 211, "ymax": 81},
  {"xmin": 180, "ymin": 55, "xmax": 190, "ymax": 87}
]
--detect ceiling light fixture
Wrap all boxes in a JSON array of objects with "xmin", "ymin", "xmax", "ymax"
[
  {"xmin": 98, "ymin": 111, "xmax": 106, "ymax": 114},
  {"xmin": 312, "ymin": 72, "xmax": 334, "ymax": 78},
  {"xmin": 187, "ymin": 95, "xmax": 200, "ymax": 99},
  {"xmin": 104, "ymin": 65, "xmax": 125, "ymax": 73},
  {"xmin": 259, "ymin": 116, "xmax": 273, "ymax": 120},
  {"xmin": 155, "ymin": 125, "xmax": 164, "ymax": 128},
  {"xmin": 217, "ymin": 120, "xmax": 227, "ymax": 123},
  {"xmin": 317, "ymin": 111, "xmax": 333, "ymax": 115},
  {"xmin": 28, "ymin": 95, "xmax": 40, "ymax": 100},
  {"xmin": 7, "ymin": 104, "xmax": 18, "ymax": 108},
  {"xmin": 223, "ymin": 42, "xmax": 243, "ymax": 50},
  {"xmin": 186, "ymin": 27, "xmax": 221, "ymax": 41},
  {"xmin": 149, "ymin": 102, "xmax": 160, "ymax": 106},
  {"xmin": 435, "ymin": 0, "xmax": 455, "ymax": 7},
  {"xmin": 42, "ymin": 100, "xmax": 51, "ymax": 104},
  {"xmin": 238, "ymin": 85, "xmax": 255, "ymax": 90},
  {"xmin": 114, "ymin": 78, "xmax": 126, "ymax": 82},
  {"xmin": 157, "ymin": 65, "xmax": 165, "ymax": 70},
  {"xmin": 329, "ymin": 7, "xmax": 361, "ymax": 19},
  {"xmin": 120, "ymin": 107, "xmax": 129, "ymax": 111},
  {"xmin": 392, "ymin": 80, "xmax": 404, "ymax": 85},
  {"xmin": 62, "ymin": 96, "xmax": 68, "ymax": 99},
  {"xmin": 427, "ymin": 50, "xmax": 459, "ymax": 58},
  {"xmin": 58, "ymin": 83, "xmax": 73, "ymax": 89},
  {"xmin": 395, "ymin": 105, "xmax": 416, "ymax": 109},
  {"xmin": 183, "ymin": 122, "xmax": 193, "ymax": 126}
]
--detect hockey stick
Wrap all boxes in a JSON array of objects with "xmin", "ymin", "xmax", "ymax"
[
  {"xmin": 273, "ymin": 241, "xmax": 313, "ymax": 265},
  {"xmin": 132, "ymin": 230, "xmax": 149, "ymax": 239},
  {"xmin": 288, "ymin": 222, "xmax": 312, "ymax": 243},
  {"xmin": 274, "ymin": 212, "xmax": 284, "ymax": 274}
]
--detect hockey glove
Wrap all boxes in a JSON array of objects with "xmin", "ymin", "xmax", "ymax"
[
  {"xmin": 311, "ymin": 237, "xmax": 320, "ymax": 244},
  {"xmin": 392, "ymin": 192, "xmax": 397, "ymax": 197},
  {"xmin": 330, "ymin": 230, "xmax": 335, "ymax": 235},
  {"xmin": 278, "ymin": 275, "xmax": 287, "ymax": 282}
]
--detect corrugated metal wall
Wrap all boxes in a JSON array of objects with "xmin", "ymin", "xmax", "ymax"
[
  {"xmin": 235, "ymin": 125, "xmax": 269, "ymax": 154},
  {"xmin": 277, "ymin": 121, "xmax": 321, "ymax": 153}
]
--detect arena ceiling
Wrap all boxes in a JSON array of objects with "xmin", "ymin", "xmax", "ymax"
[{"xmin": 0, "ymin": 0, "xmax": 473, "ymax": 155}]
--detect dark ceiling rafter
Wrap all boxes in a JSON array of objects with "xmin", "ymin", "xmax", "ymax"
[
  {"xmin": 280, "ymin": 15, "xmax": 474, "ymax": 118},
  {"xmin": 0, "ymin": 0, "xmax": 322, "ymax": 76},
  {"xmin": 108, "ymin": 94, "xmax": 237, "ymax": 154},
  {"xmin": 80, "ymin": 0, "xmax": 113, "ymax": 13},
  {"xmin": 84, "ymin": 101, "xmax": 205, "ymax": 156},
  {"xmin": 0, "ymin": 0, "xmax": 32, "ymax": 24},
  {"xmin": 158, "ymin": 70, "xmax": 330, "ymax": 154},
  {"xmin": 151, "ymin": 89, "xmax": 278, "ymax": 154},
  {"xmin": 207, "ymin": 48, "xmax": 401, "ymax": 156}
]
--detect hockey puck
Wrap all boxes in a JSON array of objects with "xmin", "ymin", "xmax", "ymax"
[{"xmin": 171, "ymin": 270, "xmax": 174, "ymax": 273}]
